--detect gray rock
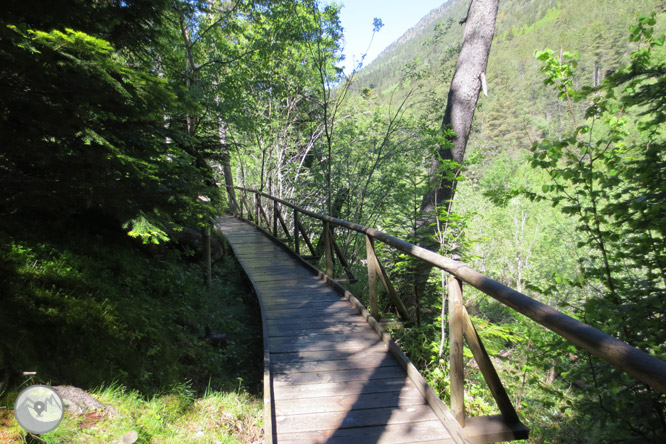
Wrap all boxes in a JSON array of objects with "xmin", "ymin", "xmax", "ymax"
[{"xmin": 53, "ymin": 385, "xmax": 117, "ymax": 417}]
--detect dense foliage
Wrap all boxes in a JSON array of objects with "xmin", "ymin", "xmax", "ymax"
[
  {"xmin": 2, "ymin": 0, "xmax": 665, "ymax": 442},
  {"xmin": 0, "ymin": 0, "xmax": 340, "ymax": 441}
]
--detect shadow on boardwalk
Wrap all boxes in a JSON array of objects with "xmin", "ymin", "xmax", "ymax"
[{"xmin": 218, "ymin": 216, "xmax": 454, "ymax": 444}]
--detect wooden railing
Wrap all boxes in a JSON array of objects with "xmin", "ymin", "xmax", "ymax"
[{"xmin": 225, "ymin": 186, "xmax": 666, "ymax": 431}]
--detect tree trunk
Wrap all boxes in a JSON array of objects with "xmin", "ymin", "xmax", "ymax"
[
  {"xmin": 420, "ymin": 0, "xmax": 499, "ymax": 226},
  {"xmin": 219, "ymin": 121, "xmax": 238, "ymax": 212},
  {"xmin": 414, "ymin": 0, "xmax": 499, "ymax": 293}
]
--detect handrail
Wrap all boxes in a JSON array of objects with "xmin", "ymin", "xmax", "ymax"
[{"xmin": 225, "ymin": 186, "xmax": 666, "ymax": 394}]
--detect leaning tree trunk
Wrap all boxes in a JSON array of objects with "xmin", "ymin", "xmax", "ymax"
[
  {"xmin": 217, "ymin": 118, "xmax": 238, "ymax": 212},
  {"xmin": 413, "ymin": 0, "xmax": 500, "ymax": 294},
  {"xmin": 421, "ymin": 0, "xmax": 499, "ymax": 228}
]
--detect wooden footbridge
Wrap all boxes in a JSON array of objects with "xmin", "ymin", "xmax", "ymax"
[{"xmin": 217, "ymin": 187, "xmax": 666, "ymax": 444}]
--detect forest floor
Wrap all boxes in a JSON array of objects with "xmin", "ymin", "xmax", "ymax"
[{"xmin": 0, "ymin": 214, "xmax": 264, "ymax": 443}]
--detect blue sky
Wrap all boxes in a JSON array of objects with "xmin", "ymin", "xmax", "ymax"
[{"xmin": 337, "ymin": 0, "xmax": 447, "ymax": 73}]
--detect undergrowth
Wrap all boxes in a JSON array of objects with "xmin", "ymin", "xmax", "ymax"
[{"xmin": 0, "ymin": 212, "xmax": 263, "ymax": 443}]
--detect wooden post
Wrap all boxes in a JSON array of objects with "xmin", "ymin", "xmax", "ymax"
[
  {"xmin": 239, "ymin": 190, "xmax": 244, "ymax": 219},
  {"xmin": 365, "ymin": 236, "xmax": 410, "ymax": 321},
  {"xmin": 294, "ymin": 209, "xmax": 300, "ymax": 255},
  {"xmin": 258, "ymin": 200, "xmax": 271, "ymax": 228},
  {"xmin": 324, "ymin": 221, "xmax": 333, "ymax": 278},
  {"xmin": 366, "ymin": 235, "xmax": 379, "ymax": 319},
  {"xmin": 329, "ymin": 230, "xmax": 355, "ymax": 282},
  {"xmin": 273, "ymin": 199, "xmax": 278, "ymax": 237},
  {"xmin": 448, "ymin": 276, "xmax": 465, "ymax": 426},
  {"xmin": 243, "ymin": 195, "xmax": 254, "ymax": 222},
  {"xmin": 376, "ymin": 260, "xmax": 411, "ymax": 322},
  {"xmin": 298, "ymin": 218, "xmax": 317, "ymax": 256},
  {"xmin": 462, "ymin": 306, "xmax": 519, "ymax": 423},
  {"xmin": 275, "ymin": 205, "xmax": 292, "ymax": 242},
  {"xmin": 255, "ymin": 193, "xmax": 260, "ymax": 227},
  {"xmin": 203, "ymin": 226, "xmax": 212, "ymax": 287}
]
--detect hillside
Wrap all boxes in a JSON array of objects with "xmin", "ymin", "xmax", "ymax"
[
  {"xmin": 342, "ymin": 2, "xmax": 666, "ymax": 441},
  {"xmin": 354, "ymin": 0, "xmax": 665, "ymax": 156}
]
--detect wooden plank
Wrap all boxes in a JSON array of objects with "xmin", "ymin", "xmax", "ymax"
[
  {"xmin": 264, "ymin": 303, "xmax": 357, "ymax": 317},
  {"xmin": 269, "ymin": 348, "xmax": 389, "ymax": 365},
  {"xmin": 266, "ymin": 322, "xmax": 369, "ymax": 336},
  {"xmin": 272, "ymin": 377, "xmax": 411, "ymax": 400},
  {"xmin": 261, "ymin": 298, "xmax": 348, "ymax": 310},
  {"xmin": 263, "ymin": 306, "xmax": 359, "ymax": 319},
  {"xmin": 258, "ymin": 288, "xmax": 337, "ymax": 297},
  {"xmin": 274, "ymin": 404, "xmax": 439, "ymax": 434},
  {"xmin": 271, "ymin": 354, "xmax": 400, "ymax": 373},
  {"xmin": 269, "ymin": 331, "xmax": 380, "ymax": 347},
  {"xmin": 278, "ymin": 421, "xmax": 454, "ymax": 444},
  {"xmin": 263, "ymin": 317, "xmax": 366, "ymax": 328},
  {"xmin": 241, "ymin": 261, "xmax": 308, "ymax": 268},
  {"xmin": 462, "ymin": 415, "xmax": 530, "ymax": 444},
  {"xmin": 266, "ymin": 324, "xmax": 371, "ymax": 338},
  {"xmin": 248, "ymin": 269, "xmax": 316, "ymax": 277},
  {"xmin": 249, "ymin": 276, "xmax": 316, "ymax": 284},
  {"xmin": 258, "ymin": 289, "xmax": 337, "ymax": 299},
  {"xmin": 275, "ymin": 389, "xmax": 426, "ymax": 416},
  {"xmin": 272, "ymin": 365, "xmax": 405, "ymax": 386},
  {"xmin": 268, "ymin": 337, "xmax": 382, "ymax": 353},
  {"xmin": 256, "ymin": 285, "xmax": 330, "ymax": 294},
  {"xmin": 219, "ymin": 216, "xmax": 275, "ymax": 444},
  {"xmin": 261, "ymin": 297, "xmax": 342, "ymax": 307},
  {"xmin": 261, "ymin": 299, "xmax": 348, "ymax": 310}
]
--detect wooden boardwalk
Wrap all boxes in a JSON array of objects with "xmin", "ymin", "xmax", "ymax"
[{"xmin": 218, "ymin": 216, "xmax": 458, "ymax": 444}]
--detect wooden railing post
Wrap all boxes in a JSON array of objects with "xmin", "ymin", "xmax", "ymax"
[
  {"xmin": 294, "ymin": 209, "xmax": 300, "ymax": 255},
  {"xmin": 239, "ymin": 190, "xmax": 244, "ymax": 219},
  {"xmin": 366, "ymin": 235, "xmax": 379, "ymax": 319},
  {"xmin": 448, "ymin": 276, "xmax": 465, "ymax": 427},
  {"xmin": 255, "ymin": 193, "xmax": 260, "ymax": 227},
  {"xmin": 273, "ymin": 199, "xmax": 278, "ymax": 237},
  {"xmin": 462, "ymin": 306, "xmax": 520, "ymax": 424},
  {"xmin": 243, "ymin": 193, "xmax": 254, "ymax": 222},
  {"xmin": 323, "ymin": 221, "xmax": 333, "ymax": 278},
  {"xmin": 365, "ymin": 236, "xmax": 410, "ymax": 321}
]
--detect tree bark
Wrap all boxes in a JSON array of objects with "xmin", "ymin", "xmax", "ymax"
[
  {"xmin": 413, "ymin": 0, "xmax": 499, "ymax": 297},
  {"xmin": 420, "ymin": 0, "xmax": 499, "ymax": 226},
  {"xmin": 218, "ymin": 120, "xmax": 238, "ymax": 212}
]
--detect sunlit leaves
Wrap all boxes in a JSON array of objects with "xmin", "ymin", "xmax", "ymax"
[{"xmin": 529, "ymin": 14, "xmax": 666, "ymax": 442}]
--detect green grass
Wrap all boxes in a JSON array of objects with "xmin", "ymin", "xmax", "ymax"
[
  {"xmin": 0, "ymin": 212, "xmax": 264, "ymax": 443},
  {"xmin": 1, "ymin": 383, "xmax": 262, "ymax": 443}
]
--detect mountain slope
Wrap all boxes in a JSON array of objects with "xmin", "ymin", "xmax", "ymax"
[{"xmin": 354, "ymin": 0, "xmax": 665, "ymax": 156}]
